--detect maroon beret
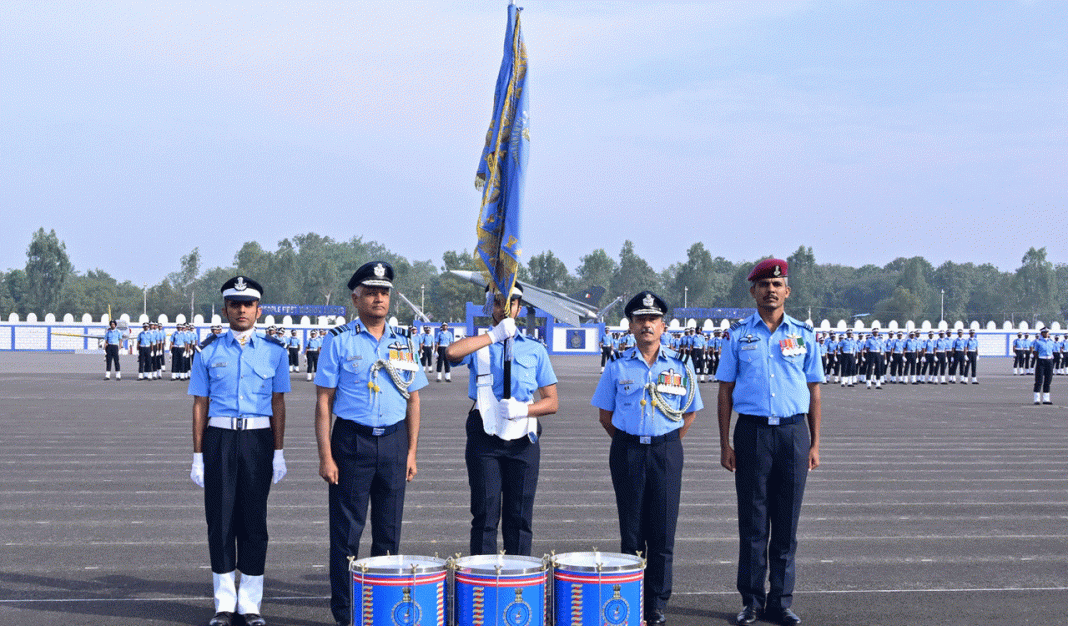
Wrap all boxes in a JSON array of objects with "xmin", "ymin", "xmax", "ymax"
[{"xmin": 747, "ymin": 258, "xmax": 788, "ymax": 281}]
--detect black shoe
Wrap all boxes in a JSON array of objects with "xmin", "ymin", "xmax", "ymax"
[
  {"xmin": 242, "ymin": 614, "xmax": 266, "ymax": 626},
  {"xmin": 772, "ymin": 607, "xmax": 801, "ymax": 625},
  {"xmin": 645, "ymin": 609, "xmax": 666, "ymax": 625},
  {"xmin": 1043, "ymin": 401, "xmax": 1053, "ymax": 405},
  {"xmin": 208, "ymin": 612, "xmax": 233, "ymax": 626},
  {"xmin": 735, "ymin": 604, "xmax": 761, "ymax": 625}
]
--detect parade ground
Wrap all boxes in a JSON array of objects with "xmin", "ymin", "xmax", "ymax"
[{"xmin": 1, "ymin": 352, "xmax": 1065, "ymax": 625}]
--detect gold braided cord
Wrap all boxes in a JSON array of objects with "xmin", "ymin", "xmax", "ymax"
[{"xmin": 643, "ymin": 363, "xmax": 697, "ymax": 422}]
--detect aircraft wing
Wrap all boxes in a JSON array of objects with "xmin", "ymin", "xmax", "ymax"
[
  {"xmin": 395, "ymin": 290, "xmax": 431, "ymax": 322},
  {"xmin": 447, "ymin": 270, "xmax": 600, "ymax": 328}
]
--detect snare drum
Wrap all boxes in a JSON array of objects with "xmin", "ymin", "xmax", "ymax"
[
  {"xmin": 551, "ymin": 552, "xmax": 644, "ymax": 626},
  {"xmin": 350, "ymin": 555, "xmax": 448, "ymax": 626},
  {"xmin": 453, "ymin": 554, "xmax": 548, "ymax": 626}
]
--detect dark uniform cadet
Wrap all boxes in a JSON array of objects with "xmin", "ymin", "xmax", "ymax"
[
  {"xmin": 435, "ymin": 322, "xmax": 455, "ymax": 382},
  {"xmin": 304, "ymin": 329, "xmax": 322, "ymax": 381},
  {"xmin": 889, "ymin": 332, "xmax": 905, "ymax": 383},
  {"xmin": 188, "ymin": 276, "xmax": 290, "ymax": 626},
  {"xmin": 920, "ymin": 331, "xmax": 936, "ymax": 382},
  {"xmin": 171, "ymin": 324, "xmax": 186, "ymax": 381},
  {"xmin": 286, "ymin": 329, "xmax": 301, "ymax": 372},
  {"xmin": 592, "ymin": 291, "xmax": 702, "ymax": 626},
  {"xmin": 691, "ymin": 328, "xmax": 708, "ymax": 382},
  {"xmin": 600, "ymin": 327, "xmax": 615, "ymax": 372},
  {"xmin": 949, "ymin": 330, "xmax": 966, "ymax": 382},
  {"xmin": 1032, "ymin": 327, "xmax": 1056, "ymax": 405},
  {"xmin": 935, "ymin": 331, "xmax": 952, "ymax": 383},
  {"xmin": 445, "ymin": 284, "xmax": 558, "ymax": 556},
  {"xmin": 716, "ymin": 259, "xmax": 822, "ymax": 626},
  {"xmin": 153, "ymin": 322, "xmax": 165, "ymax": 378},
  {"xmin": 1012, "ymin": 332, "xmax": 1025, "ymax": 375},
  {"xmin": 137, "ymin": 322, "xmax": 153, "ymax": 380},
  {"xmin": 313, "ymin": 261, "xmax": 428, "ymax": 626},
  {"xmin": 419, "ymin": 326, "xmax": 434, "ymax": 372},
  {"xmin": 104, "ymin": 320, "xmax": 123, "ymax": 380},
  {"xmin": 863, "ymin": 329, "xmax": 885, "ymax": 389},
  {"xmin": 904, "ymin": 331, "xmax": 920, "ymax": 384},
  {"xmin": 837, "ymin": 329, "xmax": 857, "ymax": 387},
  {"xmin": 964, "ymin": 329, "xmax": 979, "ymax": 384}
]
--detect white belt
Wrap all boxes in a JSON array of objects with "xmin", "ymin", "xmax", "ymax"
[{"xmin": 208, "ymin": 416, "xmax": 271, "ymax": 430}]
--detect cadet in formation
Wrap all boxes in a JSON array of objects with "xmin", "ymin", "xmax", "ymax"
[
  {"xmin": 103, "ymin": 319, "xmax": 123, "ymax": 380},
  {"xmin": 592, "ymin": 290, "xmax": 702, "ymax": 626},
  {"xmin": 1032, "ymin": 327, "xmax": 1056, "ymax": 405},
  {"xmin": 188, "ymin": 276, "xmax": 290, "ymax": 626},
  {"xmin": 434, "ymin": 322, "xmax": 455, "ymax": 382},
  {"xmin": 716, "ymin": 258, "xmax": 822, "ymax": 626},
  {"xmin": 304, "ymin": 329, "xmax": 322, "ymax": 381}
]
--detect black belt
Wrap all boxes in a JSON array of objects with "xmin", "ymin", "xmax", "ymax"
[
  {"xmin": 335, "ymin": 418, "xmax": 400, "ymax": 437},
  {"xmin": 614, "ymin": 429, "xmax": 680, "ymax": 445},
  {"xmin": 738, "ymin": 413, "xmax": 806, "ymax": 426}
]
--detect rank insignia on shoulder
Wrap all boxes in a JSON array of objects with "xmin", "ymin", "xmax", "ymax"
[
  {"xmin": 329, "ymin": 323, "xmax": 350, "ymax": 336},
  {"xmin": 199, "ymin": 335, "xmax": 219, "ymax": 348},
  {"xmin": 729, "ymin": 320, "xmax": 743, "ymax": 331},
  {"xmin": 266, "ymin": 335, "xmax": 286, "ymax": 347}
]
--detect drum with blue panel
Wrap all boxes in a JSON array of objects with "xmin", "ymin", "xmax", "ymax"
[
  {"xmin": 550, "ymin": 552, "xmax": 645, "ymax": 626},
  {"xmin": 350, "ymin": 555, "xmax": 448, "ymax": 626},
  {"xmin": 453, "ymin": 554, "xmax": 548, "ymax": 626}
]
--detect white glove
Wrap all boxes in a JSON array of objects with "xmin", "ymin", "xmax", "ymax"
[
  {"xmin": 190, "ymin": 453, "xmax": 204, "ymax": 488},
  {"xmin": 272, "ymin": 449, "xmax": 287, "ymax": 484},
  {"xmin": 489, "ymin": 318, "xmax": 517, "ymax": 343},
  {"xmin": 496, "ymin": 397, "xmax": 529, "ymax": 422}
]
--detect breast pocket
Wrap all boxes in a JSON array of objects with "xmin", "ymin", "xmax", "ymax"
[
  {"xmin": 514, "ymin": 354, "xmax": 538, "ymax": 387},
  {"xmin": 616, "ymin": 382, "xmax": 643, "ymax": 409},
  {"xmin": 253, "ymin": 364, "xmax": 276, "ymax": 390},
  {"xmin": 341, "ymin": 360, "xmax": 368, "ymax": 388}
]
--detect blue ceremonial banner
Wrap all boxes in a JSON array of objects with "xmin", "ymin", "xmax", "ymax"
[
  {"xmin": 260, "ymin": 304, "xmax": 347, "ymax": 317},
  {"xmin": 474, "ymin": 2, "xmax": 529, "ymax": 304}
]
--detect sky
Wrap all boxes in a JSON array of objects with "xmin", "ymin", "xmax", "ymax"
[{"xmin": 2, "ymin": 1, "xmax": 1065, "ymax": 287}]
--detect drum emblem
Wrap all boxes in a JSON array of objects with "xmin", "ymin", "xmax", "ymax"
[
  {"xmin": 601, "ymin": 584, "xmax": 629, "ymax": 625},
  {"xmin": 392, "ymin": 587, "xmax": 422, "ymax": 626},
  {"xmin": 504, "ymin": 588, "xmax": 532, "ymax": 626}
]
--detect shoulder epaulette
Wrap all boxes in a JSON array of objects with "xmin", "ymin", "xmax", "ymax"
[
  {"xmin": 329, "ymin": 323, "xmax": 352, "ymax": 337},
  {"xmin": 677, "ymin": 352, "xmax": 692, "ymax": 367},
  {"xmin": 395, "ymin": 327, "xmax": 410, "ymax": 338},
  {"xmin": 803, "ymin": 322, "xmax": 814, "ymax": 332},
  {"xmin": 199, "ymin": 334, "xmax": 219, "ymax": 349},
  {"xmin": 729, "ymin": 320, "xmax": 743, "ymax": 331}
]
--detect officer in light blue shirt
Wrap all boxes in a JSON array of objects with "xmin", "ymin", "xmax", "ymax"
[
  {"xmin": 600, "ymin": 328, "xmax": 615, "ymax": 372},
  {"xmin": 592, "ymin": 290, "xmax": 702, "ymax": 626},
  {"xmin": 904, "ymin": 331, "xmax": 921, "ymax": 384},
  {"xmin": 187, "ymin": 276, "xmax": 290, "ymax": 626},
  {"xmin": 103, "ymin": 320, "xmax": 124, "ymax": 380},
  {"xmin": 691, "ymin": 328, "xmax": 708, "ymax": 382},
  {"xmin": 934, "ymin": 330, "xmax": 953, "ymax": 383},
  {"xmin": 137, "ymin": 322, "xmax": 154, "ymax": 380},
  {"xmin": 1021, "ymin": 333, "xmax": 1035, "ymax": 374},
  {"xmin": 446, "ymin": 283, "xmax": 558, "ymax": 557},
  {"xmin": 1032, "ymin": 327, "xmax": 1056, "ymax": 404},
  {"xmin": 314, "ymin": 261, "xmax": 428, "ymax": 626},
  {"xmin": 716, "ymin": 258, "xmax": 821, "ymax": 626},
  {"xmin": 303, "ymin": 329, "xmax": 323, "ymax": 381},
  {"xmin": 863, "ymin": 329, "xmax": 886, "ymax": 389},
  {"xmin": 434, "ymin": 322, "xmax": 455, "ymax": 382},
  {"xmin": 837, "ymin": 329, "xmax": 858, "ymax": 387}
]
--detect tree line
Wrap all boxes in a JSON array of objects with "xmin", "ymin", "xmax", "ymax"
[{"xmin": 2, "ymin": 228, "xmax": 1066, "ymax": 326}]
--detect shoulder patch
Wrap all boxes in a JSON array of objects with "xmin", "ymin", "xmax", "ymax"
[
  {"xmin": 199, "ymin": 334, "xmax": 219, "ymax": 349},
  {"xmin": 729, "ymin": 320, "xmax": 742, "ymax": 331},
  {"xmin": 329, "ymin": 323, "xmax": 351, "ymax": 337},
  {"xmin": 803, "ymin": 322, "xmax": 814, "ymax": 332}
]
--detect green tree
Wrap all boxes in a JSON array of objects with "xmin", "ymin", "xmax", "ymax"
[
  {"xmin": 611, "ymin": 241, "xmax": 659, "ymax": 299},
  {"xmin": 786, "ymin": 246, "xmax": 818, "ymax": 317},
  {"xmin": 673, "ymin": 243, "xmax": 715, "ymax": 309},
  {"xmin": 575, "ymin": 249, "xmax": 617, "ymax": 293},
  {"xmin": 432, "ymin": 250, "xmax": 482, "ymax": 322},
  {"xmin": 24, "ymin": 228, "xmax": 73, "ymax": 314},
  {"xmin": 527, "ymin": 250, "xmax": 572, "ymax": 291},
  {"xmin": 1011, "ymin": 247, "xmax": 1059, "ymax": 323}
]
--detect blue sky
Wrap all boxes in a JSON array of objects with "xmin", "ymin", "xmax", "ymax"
[{"xmin": 1, "ymin": 1, "xmax": 1065, "ymax": 286}]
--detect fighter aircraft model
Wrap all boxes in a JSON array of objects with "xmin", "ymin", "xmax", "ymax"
[
  {"xmin": 395, "ymin": 290, "xmax": 431, "ymax": 322},
  {"xmin": 448, "ymin": 269, "xmax": 615, "ymax": 327}
]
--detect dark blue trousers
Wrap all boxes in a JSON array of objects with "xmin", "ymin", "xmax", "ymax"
[
  {"xmin": 609, "ymin": 430, "xmax": 683, "ymax": 615},
  {"xmin": 465, "ymin": 410, "xmax": 540, "ymax": 556},
  {"xmin": 733, "ymin": 417, "xmax": 809, "ymax": 611},
  {"xmin": 328, "ymin": 419, "xmax": 408, "ymax": 625},
  {"xmin": 203, "ymin": 426, "xmax": 274, "ymax": 576}
]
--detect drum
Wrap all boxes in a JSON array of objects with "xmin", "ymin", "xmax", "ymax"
[
  {"xmin": 551, "ymin": 552, "xmax": 645, "ymax": 626},
  {"xmin": 350, "ymin": 555, "xmax": 448, "ymax": 626},
  {"xmin": 453, "ymin": 554, "xmax": 548, "ymax": 626}
]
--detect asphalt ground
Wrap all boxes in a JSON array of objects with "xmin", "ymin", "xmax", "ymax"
[{"xmin": 1, "ymin": 352, "xmax": 1066, "ymax": 626}]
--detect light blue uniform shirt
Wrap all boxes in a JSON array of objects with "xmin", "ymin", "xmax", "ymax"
[
  {"xmin": 692, "ymin": 334, "xmax": 707, "ymax": 350},
  {"xmin": 1022, "ymin": 338, "xmax": 1034, "ymax": 351},
  {"xmin": 838, "ymin": 337, "xmax": 857, "ymax": 354},
  {"xmin": 601, "ymin": 332, "xmax": 614, "ymax": 349},
  {"xmin": 306, "ymin": 336, "xmax": 323, "ymax": 351},
  {"xmin": 288, "ymin": 336, "xmax": 301, "ymax": 349},
  {"xmin": 936, "ymin": 337, "xmax": 952, "ymax": 352},
  {"xmin": 716, "ymin": 313, "xmax": 824, "ymax": 418},
  {"xmin": 592, "ymin": 346, "xmax": 703, "ymax": 437},
  {"xmin": 436, "ymin": 329, "xmax": 455, "ymax": 348},
  {"xmin": 187, "ymin": 331, "xmax": 291, "ymax": 417},
  {"xmin": 137, "ymin": 330, "xmax": 153, "ymax": 347},
  {"xmin": 905, "ymin": 338, "xmax": 920, "ymax": 352},
  {"xmin": 1034, "ymin": 337, "xmax": 1056, "ymax": 358},
  {"xmin": 104, "ymin": 329, "xmax": 124, "ymax": 345},
  {"xmin": 864, "ymin": 336, "xmax": 886, "ymax": 353},
  {"xmin": 952, "ymin": 337, "xmax": 967, "ymax": 350},
  {"xmin": 315, "ymin": 321, "xmax": 428, "ymax": 426},
  {"xmin": 460, "ymin": 331, "xmax": 557, "ymax": 402},
  {"xmin": 966, "ymin": 337, "xmax": 978, "ymax": 351}
]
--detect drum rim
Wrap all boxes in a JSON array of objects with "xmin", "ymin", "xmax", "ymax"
[
  {"xmin": 551, "ymin": 551, "xmax": 644, "ymax": 573},
  {"xmin": 348, "ymin": 554, "xmax": 448, "ymax": 574},
  {"xmin": 453, "ymin": 553, "xmax": 547, "ymax": 575}
]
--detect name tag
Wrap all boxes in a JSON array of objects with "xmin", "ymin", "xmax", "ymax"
[
  {"xmin": 640, "ymin": 436, "xmax": 651, "ymax": 444},
  {"xmin": 372, "ymin": 427, "xmax": 385, "ymax": 436},
  {"xmin": 211, "ymin": 361, "xmax": 228, "ymax": 368},
  {"xmin": 741, "ymin": 345, "xmax": 757, "ymax": 351}
]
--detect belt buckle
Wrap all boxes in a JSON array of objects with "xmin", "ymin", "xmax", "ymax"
[
  {"xmin": 372, "ymin": 427, "xmax": 385, "ymax": 436},
  {"xmin": 767, "ymin": 417, "xmax": 780, "ymax": 426},
  {"xmin": 639, "ymin": 435, "xmax": 651, "ymax": 445},
  {"xmin": 233, "ymin": 418, "xmax": 245, "ymax": 431}
]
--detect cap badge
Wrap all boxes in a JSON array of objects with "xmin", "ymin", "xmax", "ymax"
[
  {"xmin": 642, "ymin": 293, "xmax": 654, "ymax": 308},
  {"xmin": 773, "ymin": 265, "xmax": 781, "ymax": 277},
  {"xmin": 373, "ymin": 263, "xmax": 386, "ymax": 278},
  {"xmin": 234, "ymin": 277, "xmax": 247, "ymax": 291}
]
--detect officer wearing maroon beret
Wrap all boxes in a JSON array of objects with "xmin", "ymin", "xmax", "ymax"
[{"xmin": 717, "ymin": 258, "xmax": 823, "ymax": 626}]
